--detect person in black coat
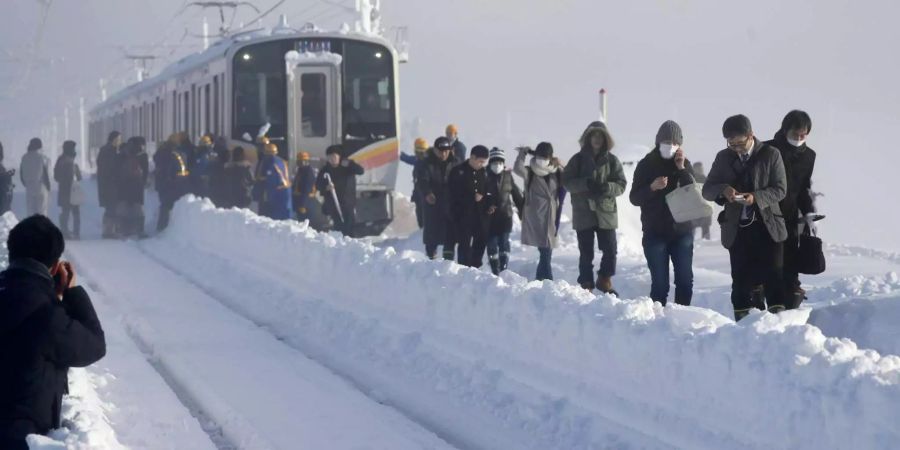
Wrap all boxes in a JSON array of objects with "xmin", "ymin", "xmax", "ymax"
[
  {"xmin": 449, "ymin": 145, "xmax": 493, "ymax": 268},
  {"xmin": 316, "ymin": 145, "xmax": 365, "ymax": 236},
  {"xmin": 0, "ymin": 141, "xmax": 14, "ymax": 215},
  {"xmin": 485, "ymin": 147, "xmax": 524, "ymax": 275},
  {"xmin": 224, "ymin": 146, "xmax": 254, "ymax": 209},
  {"xmin": 96, "ymin": 132, "xmax": 122, "ymax": 238},
  {"xmin": 154, "ymin": 133, "xmax": 192, "ymax": 232},
  {"xmin": 117, "ymin": 137, "xmax": 150, "ymax": 238},
  {"xmin": 765, "ymin": 110, "xmax": 818, "ymax": 309},
  {"xmin": 416, "ymin": 137, "xmax": 460, "ymax": 260},
  {"xmin": 53, "ymin": 141, "xmax": 82, "ymax": 239},
  {"xmin": 208, "ymin": 138, "xmax": 231, "ymax": 208},
  {"xmin": 629, "ymin": 121, "xmax": 697, "ymax": 306},
  {"xmin": 0, "ymin": 216, "xmax": 106, "ymax": 449}
]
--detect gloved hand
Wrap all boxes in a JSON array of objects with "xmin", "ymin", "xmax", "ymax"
[
  {"xmin": 587, "ymin": 178, "xmax": 608, "ymax": 195},
  {"xmin": 804, "ymin": 213, "xmax": 818, "ymax": 235}
]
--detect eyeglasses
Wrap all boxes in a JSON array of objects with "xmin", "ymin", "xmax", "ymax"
[{"xmin": 726, "ymin": 138, "xmax": 751, "ymax": 149}]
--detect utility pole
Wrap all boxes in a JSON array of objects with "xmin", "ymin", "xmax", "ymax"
[
  {"xmin": 125, "ymin": 54, "xmax": 158, "ymax": 82},
  {"xmin": 203, "ymin": 16, "xmax": 210, "ymax": 50},
  {"xmin": 63, "ymin": 105, "xmax": 70, "ymax": 141},
  {"xmin": 79, "ymin": 97, "xmax": 87, "ymax": 168}
]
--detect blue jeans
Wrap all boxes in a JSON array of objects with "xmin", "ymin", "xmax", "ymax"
[
  {"xmin": 487, "ymin": 232, "xmax": 511, "ymax": 269},
  {"xmin": 536, "ymin": 247, "xmax": 553, "ymax": 281},
  {"xmin": 642, "ymin": 232, "xmax": 694, "ymax": 306}
]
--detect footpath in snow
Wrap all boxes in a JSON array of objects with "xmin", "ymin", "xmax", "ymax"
[{"xmin": 66, "ymin": 240, "xmax": 453, "ymax": 450}]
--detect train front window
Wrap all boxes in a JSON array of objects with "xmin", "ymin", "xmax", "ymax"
[
  {"xmin": 233, "ymin": 42, "xmax": 290, "ymax": 140},
  {"xmin": 342, "ymin": 42, "xmax": 395, "ymax": 141}
]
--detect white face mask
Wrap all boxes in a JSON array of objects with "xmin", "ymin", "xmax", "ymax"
[
  {"xmin": 490, "ymin": 162, "xmax": 505, "ymax": 174},
  {"xmin": 659, "ymin": 144, "xmax": 679, "ymax": 159},
  {"xmin": 533, "ymin": 158, "xmax": 550, "ymax": 169},
  {"xmin": 787, "ymin": 138, "xmax": 805, "ymax": 147}
]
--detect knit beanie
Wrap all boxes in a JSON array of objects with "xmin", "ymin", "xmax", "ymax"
[{"xmin": 655, "ymin": 120, "xmax": 684, "ymax": 145}]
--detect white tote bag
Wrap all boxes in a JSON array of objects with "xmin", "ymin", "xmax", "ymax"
[
  {"xmin": 665, "ymin": 183, "xmax": 713, "ymax": 223},
  {"xmin": 70, "ymin": 181, "xmax": 85, "ymax": 206}
]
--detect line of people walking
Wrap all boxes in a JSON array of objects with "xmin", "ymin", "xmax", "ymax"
[{"xmin": 405, "ymin": 111, "xmax": 820, "ymax": 321}]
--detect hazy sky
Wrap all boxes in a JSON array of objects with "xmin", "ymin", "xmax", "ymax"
[{"xmin": 1, "ymin": 0, "xmax": 898, "ymax": 250}]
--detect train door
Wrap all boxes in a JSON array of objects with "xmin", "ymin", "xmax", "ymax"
[{"xmin": 286, "ymin": 52, "xmax": 342, "ymax": 167}]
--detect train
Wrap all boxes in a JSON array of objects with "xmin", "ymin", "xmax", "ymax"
[{"xmin": 88, "ymin": 18, "xmax": 402, "ymax": 236}]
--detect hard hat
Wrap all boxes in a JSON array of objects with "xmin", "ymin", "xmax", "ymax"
[
  {"xmin": 264, "ymin": 143, "xmax": 278, "ymax": 155},
  {"xmin": 414, "ymin": 138, "xmax": 429, "ymax": 152},
  {"xmin": 199, "ymin": 135, "xmax": 213, "ymax": 146},
  {"xmin": 256, "ymin": 136, "xmax": 270, "ymax": 145}
]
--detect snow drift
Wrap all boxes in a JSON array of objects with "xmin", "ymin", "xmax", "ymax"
[{"xmin": 145, "ymin": 197, "xmax": 900, "ymax": 450}]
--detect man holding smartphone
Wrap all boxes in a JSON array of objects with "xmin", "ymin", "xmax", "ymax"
[
  {"xmin": 703, "ymin": 115, "xmax": 788, "ymax": 321},
  {"xmin": 0, "ymin": 215, "xmax": 106, "ymax": 449}
]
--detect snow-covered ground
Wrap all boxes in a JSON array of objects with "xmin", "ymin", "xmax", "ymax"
[{"xmin": 6, "ymin": 173, "xmax": 900, "ymax": 449}]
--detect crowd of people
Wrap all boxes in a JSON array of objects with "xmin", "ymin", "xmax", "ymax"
[{"xmin": 402, "ymin": 111, "xmax": 819, "ymax": 321}]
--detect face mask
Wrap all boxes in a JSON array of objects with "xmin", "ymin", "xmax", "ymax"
[
  {"xmin": 490, "ymin": 162, "xmax": 504, "ymax": 174},
  {"xmin": 787, "ymin": 138, "xmax": 805, "ymax": 147},
  {"xmin": 533, "ymin": 158, "xmax": 550, "ymax": 169},
  {"xmin": 659, "ymin": 144, "xmax": 679, "ymax": 159}
]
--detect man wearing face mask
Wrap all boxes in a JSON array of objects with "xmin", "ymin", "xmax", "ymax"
[
  {"xmin": 765, "ymin": 110, "xmax": 818, "ymax": 309},
  {"xmin": 485, "ymin": 147, "xmax": 524, "ymax": 275},
  {"xmin": 563, "ymin": 122, "xmax": 627, "ymax": 294},
  {"xmin": 703, "ymin": 115, "xmax": 788, "ymax": 320},
  {"xmin": 630, "ymin": 121, "xmax": 697, "ymax": 306},
  {"xmin": 449, "ymin": 145, "xmax": 493, "ymax": 268},
  {"xmin": 416, "ymin": 137, "xmax": 458, "ymax": 260}
]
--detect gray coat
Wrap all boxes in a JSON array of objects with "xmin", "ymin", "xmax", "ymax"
[
  {"xmin": 562, "ymin": 148, "xmax": 627, "ymax": 231},
  {"xmin": 20, "ymin": 150, "xmax": 50, "ymax": 192},
  {"xmin": 702, "ymin": 139, "xmax": 788, "ymax": 249},
  {"xmin": 514, "ymin": 150, "xmax": 562, "ymax": 249}
]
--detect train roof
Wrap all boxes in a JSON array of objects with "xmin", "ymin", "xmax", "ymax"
[{"xmin": 91, "ymin": 25, "xmax": 395, "ymax": 116}]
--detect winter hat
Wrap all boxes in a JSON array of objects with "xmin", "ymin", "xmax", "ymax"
[
  {"xmin": 489, "ymin": 147, "xmax": 505, "ymax": 162},
  {"xmin": 471, "ymin": 145, "xmax": 489, "ymax": 159},
  {"xmin": 62, "ymin": 140, "xmax": 76, "ymax": 156},
  {"xmin": 434, "ymin": 137, "xmax": 453, "ymax": 151},
  {"xmin": 722, "ymin": 114, "xmax": 752, "ymax": 139},
  {"xmin": 28, "ymin": 138, "xmax": 42, "ymax": 152},
  {"xmin": 325, "ymin": 145, "xmax": 343, "ymax": 156},
  {"xmin": 534, "ymin": 142, "xmax": 554, "ymax": 158},
  {"xmin": 655, "ymin": 120, "xmax": 684, "ymax": 146}
]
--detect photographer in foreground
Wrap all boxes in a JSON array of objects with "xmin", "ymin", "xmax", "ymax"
[{"xmin": 0, "ymin": 215, "xmax": 106, "ymax": 449}]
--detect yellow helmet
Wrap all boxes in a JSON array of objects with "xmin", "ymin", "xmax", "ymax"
[
  {"xmin": 264, "ymin": 143, "xmax": 279, "ymax": 155},
  {"xmin": 446, "ymin": 124, "xmax": 459, "ymax": 135},
  {"xmin": 199, "ymin": 135, "xmax": 213, "ymax": 146},
  {"xmin": 414, "ymin": 138, "xmax": 429, "ymax": 152}
]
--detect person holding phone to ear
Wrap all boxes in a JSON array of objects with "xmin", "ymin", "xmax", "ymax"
[{"xmin": 0, "ymin": 215, "xmax": 106, "ymax": 449}]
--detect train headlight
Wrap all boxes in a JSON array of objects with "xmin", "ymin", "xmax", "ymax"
[
  {"xmin": 242, "ymin": 53, "xmax": 252, "ymax": 61},
  {"xmin": 374, "ymin": 52, "xmax": 383, "ymax": 59}
]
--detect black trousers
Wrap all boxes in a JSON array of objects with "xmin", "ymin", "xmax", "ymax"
[
  {"xmin": 728, "ymin": 220, "xmax": 785, "ymax": 314},
  {"xmin": 782, "ymin": 221, "xmax": 803, "ymax": 299},
  {"xmin": 576, "ymin": 227, "xmax": 617, "ymax": 285},
  {"xmin": 456, "ymin": 223, "xmax": 487, "ymax": 269}
]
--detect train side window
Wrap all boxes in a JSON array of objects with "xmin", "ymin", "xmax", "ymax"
[{"xmin": 301, "ymin": 73, "xmax": 327, "ymax": 138}]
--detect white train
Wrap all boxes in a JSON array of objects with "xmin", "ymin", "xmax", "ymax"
[{"xmin": 88, "ymin": 21, "xmax": 402, "ymax": 235}]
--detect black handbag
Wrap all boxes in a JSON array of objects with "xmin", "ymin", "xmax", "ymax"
[{"xmin": 797, "ymin": 229, "xmax": 826, "ymax": 275}]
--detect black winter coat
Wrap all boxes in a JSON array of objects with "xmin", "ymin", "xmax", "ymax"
[
  {"xmin": 629, "ymin": 148, "xmax": 696, "ymax": 237},
  {"xmin": 153, "ymin": 145, "xmax": 191, "ymax": 205},
  {"xmin": 0, "ymin": 259, "xmax": 106, "ymax": 439},
  {"xmin": 96, "ymin": 144, "xmax": 119, "ymax": 208},
  {"xmin": 448, "ymin": 161, "xmax": 492, "ymax": 238},
  {"xmin": 223, "ymin": 161, "xmax": 255, "ymax": 209},
  {"xmin": 316, "ymin": 160, "xmax": 365, "ymax": 219},
  {"xmin": 116, "ymin": 148, "xmax": 149, "ymax": 205},
  {"xmin": 486, "ymin": 170, "xmax": 524, "ymax": 236},
  {"xmin": 766, "ymin": 132, "xmax": 816, "ymax": 232},
  {"xmin": 415, "ymin": 153, "xmax": 457, "ymax": 246},
  {"xmin": 53, "ymin": 156, "xmax": 81, "ymax": 208}
]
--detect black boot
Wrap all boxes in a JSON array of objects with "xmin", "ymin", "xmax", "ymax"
[
  {"xmin": 750, "ymin": 285, "xmax": 766, "ymax": 311},
  {"xmin": 734, "ymin": 308, "xmax": 751, "ymax": 321},
  {"xmin": 489, "ymin": 257, "xmax": 500, "ymax": 275},
  {"xmin": 499, "ymin": 252, "xmax": 509, "ymax": 272}
]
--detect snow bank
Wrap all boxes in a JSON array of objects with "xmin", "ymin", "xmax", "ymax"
[
  {"xmin": 809, "ymin": 296, "xmax": 900, "ymax": 358},
  {"xmin": 154, "ymin": 197, "xmax": 900, "ymax": 450},
  {"xmin": 0, "ymin": 211, "xmax": 17, "ymax": 268}
]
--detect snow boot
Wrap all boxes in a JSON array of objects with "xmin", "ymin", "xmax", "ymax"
[
  {"xmin": 734, "ymin": 307, "xmax": 751, "ymax": 321},
  {"xmin": 489, "ymin": 257, "xmax": 500, "ymax": 276},
  {"xmin": 499, "ymin": 252, "xmax": 509, "ymax": 272},
  {"xmin": 750, "ymin": 285, "xmax": 766, "ymax": 311},
  {"xmin": 767, "ymin": 305, "xmax": 786, "ymax": 314},
  {"xmin": 598, "ymin": 276, "xmax": 618, "ymax": 297},
  {"xmin": 788, "ymin": 288, "xmax": 807, "ymax": 310},
  {"xmin": 580, "ymin": 281, "xmax": 595, "ymax": 291}
]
